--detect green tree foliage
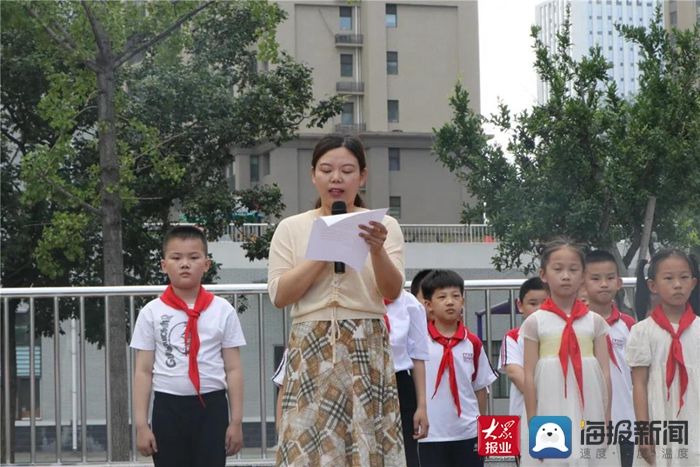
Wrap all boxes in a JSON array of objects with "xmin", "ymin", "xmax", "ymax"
[
  {"xmin": 2, "ymin": 1, "xmax": 340, "ymax": 460},
  {"xmin": 433, "ymin": 9, "xmax": 700, "ymax": 273}
]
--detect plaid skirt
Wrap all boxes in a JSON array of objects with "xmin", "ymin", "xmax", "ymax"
[{"xmin": 277, "ymin": 319, "xmax": 406, "ymax": 467}]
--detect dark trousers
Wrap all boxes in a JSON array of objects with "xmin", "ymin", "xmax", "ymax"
[
  {"xmin": 152, "ymin": 390, "xmax": 228, "ymax": 467},
  {"xmin": 396, "ymin": 369, "xmax": 420, "ymax": 467},
  {"xmin": 419, "ymin": 438, "xmax": 483, "ymax": 467},
  {"xmin": 619, "ymin": 439, "xmax": 635, "ymax": 467}
]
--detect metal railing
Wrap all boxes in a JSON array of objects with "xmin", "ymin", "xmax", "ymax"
[
  {"xmin": 334, "ymin": 33, "xmax": 363, "ymax": 46},
  {"xmin": 224, "ymin": 223, "xmax": 495, "ymax": 243},
  {"xmin": 0, "ymin": 279, "xmax": 638, "ymax": 465},
  {"xmin": 1, "ymin": 284, "xmax": 285, "ymax": 466},
  {"xmin": 400, "ymin": 224, "xmax": 495, "ymax": 243},
  {"xmin": 333, "ymin": 122, "xmax": 366, "ymax": 134},
  {"xmin": 336, "ymin": 81, "xmax": 365, "ymax": 94}
]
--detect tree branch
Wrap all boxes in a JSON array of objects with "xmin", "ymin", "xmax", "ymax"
[
  {"xmin": 114, "ymin": 1, "xmax": 215, "ymax": 69},
  {"xmin": 1, "ymin": 127, "xmax": 26, "ymax": 154},
  {"xmin": 81, "ymin": 1, "xmax": 110, "ymax": 62},
  {"xmin": 24, "ymin": 4, "xmax": 98, "ymax": 72},
  {"xmin": 39, "ymin": 172, "xmax": 102, "ymax": 217}
]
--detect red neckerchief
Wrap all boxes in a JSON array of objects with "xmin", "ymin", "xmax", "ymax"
[
  {"xmin": 160, "ymin": 285, "xmax": 214, "ymax": 405},
  {"xmin": 428, "ymin": 320, "xmax": 467, "ymax": 416},
  {"xmin": 605, "ymin": 305, "xmax": 622, "ymax": 371},
  {"xmin": 383, "ymin": 298, "xmax": 393, "ymax": 333},
  {"xmin": 650, "ymin": 304, "xmax": 697, "ymax": 415},
  {"xmin": 540, "ymin": 298, "xmax": 589, "ymax": 408},
  {"xmin": 506, "ymin": 327, "xmax": 520, "ymax": 342}
]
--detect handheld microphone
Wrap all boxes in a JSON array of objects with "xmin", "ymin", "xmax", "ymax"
[{"xmin": 331, "ymin": 201, "xmax": 346, "ymax": 274}]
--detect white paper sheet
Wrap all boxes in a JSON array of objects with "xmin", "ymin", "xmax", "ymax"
[{"xmin": 304, "ymin": 208, "xmax": 388, "ymax": 272}]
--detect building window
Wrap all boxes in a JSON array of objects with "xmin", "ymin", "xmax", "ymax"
[
  {"xmin": 389, "ymin": 196, "xmax": 401, "ymax": 219},
  {"xmin": 261, "ymin": 153, "xmax": 270, "ymax": 177},
  {"xmin": 385, "ymin": 4, "xmax": 397, "ymax": 28},
  {"xmin": 387, "ymin": 100, "xmax": 399, "ymax": 123},
  {"xmin": 229, "ymin": 156, "xmax": 241, "ymax": 191},
  {"xmin": 250, "ymin": 155, "xmax": 259, "ymax": 183},
  {"xmin": 387, "ymin": 51, "xmax": 398, "ymax": 75},
  {"xmin": 669, "ymin": 10, "xmax": 677, "ymax": 25},
  {"xmin": 340, "ymin": 54, "xmax": 353, "ymax": 77},
  {"xmin": 388, "ymin": 148, "xmax": 400, "ymax": 171},
  {"xmin": 341, "ymin": 102, "xmax": 354, "ymax": 125},
  {"xmin": 339, "ymin": 6, "xmax": 352, "ymax": 30}
]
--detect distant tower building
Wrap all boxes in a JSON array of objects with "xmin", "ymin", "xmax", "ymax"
[{"xmin": 536, "ymin": 0, "xmax": 662, "ymax": 102}]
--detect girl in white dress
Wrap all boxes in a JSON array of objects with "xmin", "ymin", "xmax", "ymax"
[
  {"xmin": 626, "ymin": 249, "xmax": 700, "ymax": 466},
  {"xmin": 522, "ymin": 239, "xmax": 615, "ymax": 466}
]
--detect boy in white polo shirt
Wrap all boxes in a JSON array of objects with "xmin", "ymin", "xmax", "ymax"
[
  {"xmin": 131, "ymin": 226, "xmax": 246, "ymax": 467},
  {"xmin": 385, "ymin": 289, "xmax": 431, "ymax": 467},
  {"xmin": 584, "ymin": 250, "xmax": 635, "ymax": 467},
  {"xmin": 497, "ymin": 277, "xmax": 547, "ymax": 419},
  {"xmin": 418, "ymin": 269, "xmax": 498, "ymax": 467}
]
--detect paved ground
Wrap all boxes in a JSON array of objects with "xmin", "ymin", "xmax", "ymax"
[
  {"xmin": 8, "ymin": 450, "xmax": 518, "ymax": 466},
  {"xmin": 3, "ymin": 460, "xmax": 518, "ymax": 467}
]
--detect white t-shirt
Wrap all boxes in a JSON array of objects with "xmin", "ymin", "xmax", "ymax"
[
  {"xmin": 607, "ymin": 313, "xmax": 636, "ymax": 425},
  {"xmin": 497, "ymin": 327, "xmax": 524, "ymax": 417},
  {"xmin": 420, "ymin": 330, "xmax": 498, "ymax": 442},
  {"xmin": 130, "ymin": 295, "xmax": 246, "ymax": 396},
  {"xmin": 386, "ymin": 291, "xmax": 430, "ymax": 371}
]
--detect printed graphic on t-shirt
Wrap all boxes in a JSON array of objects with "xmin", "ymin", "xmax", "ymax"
[
  {"xmin": 612, "ymin": 336, "xmax": 625, "ymax": 350},
  {"xmin": 159, "ymin": 314, "xmax": 187, "ymax": 367}
]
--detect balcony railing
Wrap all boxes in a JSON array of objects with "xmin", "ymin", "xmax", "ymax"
[
  {"xmin": 0, "ymin": 279, "xmax": 639, "ymax": 465},
  {"xmin": 334, "ymin": 33, "xmax": 363, "ymax": 46},
  {"xmin": 336, "ymin": 81, "xmax": 364, "ymax": 94},
  {"xmin": 223, "ymin": 223, "xmax": 495, "ymax": 243},
  {"xmin": 400, "ymin": 224, "xmax": 495, "ymax": 243},
  {"xmin": 333, "ymin": 122, "xmax": 366, "ymax": 134}
]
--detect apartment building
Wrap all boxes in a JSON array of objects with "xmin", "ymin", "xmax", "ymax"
[
  {"xmin": 229, "ymin": 1, "xmax": 481, "ymax": 223},
  {"xmin": 664, "ymin": 0, "xmax": 700, "ymax": 29},
  {"xmin": 536, "ymin": 0, "xmax": 662, "ymax": 101}
]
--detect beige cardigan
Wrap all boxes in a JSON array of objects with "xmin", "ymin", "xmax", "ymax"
[{"xmin": 267, "ymin": 209, "xmax": 405, "ymax": 323}]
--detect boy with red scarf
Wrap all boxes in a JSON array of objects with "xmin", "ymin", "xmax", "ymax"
[
  {"xmin": 418, "ymin": 269, "xmax": 497, "ymax": 467},
  {"xmin": 131, "ymin": 226, "xmax": 246, "ymax": 466},
  {"xmin": 584, "ymin": 250, "xmax": 636, "ymax": 467}
]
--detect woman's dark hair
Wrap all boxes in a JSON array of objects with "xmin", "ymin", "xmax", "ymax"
[
  {"xmin": 312, "ymin": 134, "xmax": 366, "ymax": 208},
  {"xmin": 635, "ymin": 248, "xmax": 700, "ymax": 318},
  {"xmin": 537, "ymin": 237, "xmax": 585, "ymax": 272}
]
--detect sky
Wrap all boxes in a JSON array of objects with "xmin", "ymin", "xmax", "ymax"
[{"xmin": 478, "ymin": 0, "xmax": 542, "ymax": 118}]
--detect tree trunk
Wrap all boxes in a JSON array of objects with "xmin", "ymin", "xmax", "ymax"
[
  {"xmin": 96, "ymin": 61, "xmax": 129, "ymax": 461},
  {"xmin": 638, "ymin": 196, "xmax": 657, "ymax": 265}
]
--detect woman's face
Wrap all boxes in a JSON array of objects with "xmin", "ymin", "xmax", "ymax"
[{"xmin": 312, "ymin": 146, "xmax": 367, "ymax": 211}]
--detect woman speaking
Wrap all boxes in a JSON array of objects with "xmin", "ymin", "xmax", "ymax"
[{"xmin": 268, "ymin": 134, "xmax": 406, "ymax": 466}]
